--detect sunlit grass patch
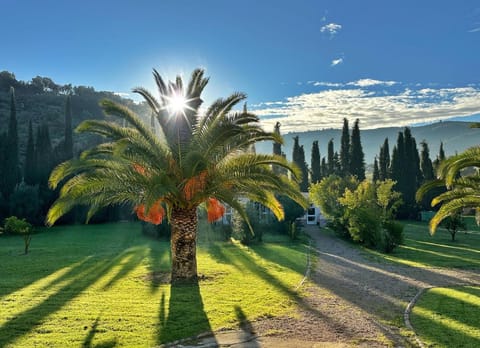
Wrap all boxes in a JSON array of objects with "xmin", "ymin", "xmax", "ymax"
[
  {"xmin": 0, "ymin": 222, "xmax": 308, "ymax": 347},
  {"xmin": 360, "ymin": 221, "xmax": 480, "ymax": 268},
  {"xmin": 411, "ymin": 286, "xmax": 480, "ymax": 347}
]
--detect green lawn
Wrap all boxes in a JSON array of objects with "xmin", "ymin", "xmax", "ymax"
[
  {"xmin": 361, "ymin": 220, "xmax": 480, "ymax": 268},
  {"xmin": 411, "ymin": 286, "xmax": 480, "ymax": 348},
  {"xmin": 0, "ymin": 222, "xmax": 308, "ymax": 347}
]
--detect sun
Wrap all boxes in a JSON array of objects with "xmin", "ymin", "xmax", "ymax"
[{"xmin": 167, "ymin": 93, "xmax": 188, "ymax": 115}]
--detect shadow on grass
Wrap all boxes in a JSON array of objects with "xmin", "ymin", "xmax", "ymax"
[
  {"xmin": 82, "ymin": 317, "xmax": 117, "ymax": 348},
  {"xmin": 157, "ymin": 281, "xmax": 216, "ymax": 345},
  {"xmin": 412, "ymin": 287, "xmax": 480, "ymax": 347}
]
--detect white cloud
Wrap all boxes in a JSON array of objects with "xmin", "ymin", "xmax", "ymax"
[
  {"xmin": 114, "ymin": 92, "xmax": 131, "ymax": 98},
  {"xmin": 331, "ymin": 58, "xmax": 343, "ymax": 67},
  {"xmin": 252, "ymin": 86, "xmax": 480, "ymax": 133},
  {"xmin": 312, "ymin": 81, "xmax": 344, "ymax": 87},
  {"xmin": 320, "ymin": 23, "xmax": 342, "ymax": 36},
  {"xmin": 347, "ymin": 79, "xmax": 397, "ymax": 87},
  {"xmin": 468, "ymin": 27, "xmax": 480, "ymax": 33}
]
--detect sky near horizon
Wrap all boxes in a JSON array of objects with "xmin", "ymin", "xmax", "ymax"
[{"xmin": 2, "ymin": 0, "xmax": 480, "ymax": 132}]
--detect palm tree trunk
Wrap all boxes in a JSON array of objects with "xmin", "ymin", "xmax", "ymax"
[{"xmin": 170, "ymin": 206, "xmax": 198, "ymax": 283}]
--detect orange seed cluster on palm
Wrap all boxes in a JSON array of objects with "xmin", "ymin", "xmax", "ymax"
[
  {"xmin": 135, "ymin": 200, "xmax": 165, "ymax": 225},
  {"xmin": 207, "ymin": 198, "xmax": 225, "ymax": 222},
  {"xmin": 184, "ymin": 171, "xmax": 208, "ymax": 201}
]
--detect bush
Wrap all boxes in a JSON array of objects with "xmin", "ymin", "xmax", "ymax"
[
  {"xmin": 380, "ymin": 221, "xmax": 404, "ymax": 253},
  {"xmin": 4, "ymin": 216, "xmax": 33, "ymax": 254}
]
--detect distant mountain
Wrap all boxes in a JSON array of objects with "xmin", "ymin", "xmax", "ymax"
[{"xmin": 255, "ymin": 121, "xmax": 480, "ymax": 164}]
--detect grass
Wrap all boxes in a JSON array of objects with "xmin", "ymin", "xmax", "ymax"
[
  {"xmin": 0, "ymin": 222, "xmax": 308, "ymax": 347},
  {"xmin": 411, "ymin": 286, "xmax": 480, "ymax": 347},
  {"xmin": 360, "ymin": 220, "xmax": 480, "ymax": 268}
]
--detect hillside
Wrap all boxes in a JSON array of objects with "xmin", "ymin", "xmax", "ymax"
[{"xmin": 255, "ymin": 121, "xmax": 480, "ymax": 164}]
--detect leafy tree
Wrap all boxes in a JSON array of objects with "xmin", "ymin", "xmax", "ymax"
[
  {"xmin": 311, "ymin": 140, "xmax": 321, "ymax": 184},
  {"xmin": 372, "ymin": 157, "xmax": 380, "ymax": 182},
  {"xmin": 379, "ymin": 138, "xmax": 390, "ymax": 180},
  {"xmin": 349, "ymin": 119, "xmax": 365, "ymax": 180},
  {"xmin": 441, "ymin": 211, "xmax": 466, "ymax": 242},
  {"xmin": 310, "ymin": 175, "xmax": 358, "ymax": 236},
  {"xmin": 46, "ymin": 68, "xmax": 307, "ymax": 282},
  {"xmin": 24, "ymin": 120, "xmax": 37, "ymax": 185},
  {"xmin": 340, "ymin": 118, "xmax": 350, "ymax": 176},
  {"xmin": 3, "ymin": 87, "xmax": 20, "ymax": 198},
  {"xmin": 4, "ymin": 216, "xmax": 33, "ymax": 254}
]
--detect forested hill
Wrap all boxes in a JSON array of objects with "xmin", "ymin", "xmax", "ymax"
[
  {"xmin": 256, "ymin": 120, "xmax": 480, "ymax": 164},
  {"xmin": 0, "ymin": 71, "xmax": 149, "ymax": 160}
]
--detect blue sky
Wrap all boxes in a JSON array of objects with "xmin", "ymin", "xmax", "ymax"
[{"xmin": 2, "ymin": 0, "xmax": 480, "ymax": 131}]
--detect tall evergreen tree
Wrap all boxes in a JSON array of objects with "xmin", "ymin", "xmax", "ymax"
[
  {"xmin": 433, "ymin": 142, "xmax": 446, "ymax": 170},
  {"xmin": 3, "ymin": 87, "xmax": 20, "ymax": 198},
  {"xmin": 349, "ymin": 119, "xmax": 365, "ymax": 180},
  {"xmin": 327, "ymin": 138, "xmax": 334, "ymax": 176},
  {"xmin": 292, "ymin": 136, "xmax": 309, "ymax": 191},
  {"xmin": 340, "ymin": 118, "xmax": 350, "ymax": 176},
  {"xmin": 403, "ymin": 128, "xmax": 421, "ymax": 211},
  {"xmin": 321, "ymin": 157, "xmax": 327, "ymax": 179},
  {"xmin": 273, "ymin": 122, "xmax": 282, "ymax": 157},
  {"xmin": 373, "ymin": 157, "xmax": 380, "ymax": 182},
  {"xmin": 390, "ymin": 132, "xmax": 405, "ymax": 189},
  {"xmin": 311, "ymin": 140, "xmax": 321, "ymax": 183},
  {"xmin": 24, "ymin": 119, "xmax": 37, "ymax": 185},
  {"xmin": 378, "ymin": 138, "xmax": 390, "ymax": 180},
  {"xmin": 64, "ymin": 95, "xmax": 74, "ymax": 159},
  {"xmin": 420, "ymin": 141, "xmax": 434, "ymax": 181}
]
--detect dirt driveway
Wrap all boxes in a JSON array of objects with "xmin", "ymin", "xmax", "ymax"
[
  {"xmin": 250, "ymin": 225, "xmax": 480, "ymax": 347},
  {"xmin": 177, "ymin": 225, "xmax": 480, "ymax": 347}
]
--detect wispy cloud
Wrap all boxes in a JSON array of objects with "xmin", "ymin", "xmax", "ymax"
[
  {"xmin": 309, "ymin": 81, "xmax": 344, "ymax": 87},
  {"xmin": 253, "ymin": 86, "xmax": 480, "ymax": 133},
  {"xmin": 468, "ymin": 27, "xmax": 480, "ymax": 33},
  {"xmin": 347, "ymin": 79, "xmax": 397, "ymax": 87},
  {"xmin": 331, "ymin": 58, "xmax": 343, "ymax": 67},
  {"xmin": 320, "ymin": 23, "xmax": 342, "ymax": 36}
]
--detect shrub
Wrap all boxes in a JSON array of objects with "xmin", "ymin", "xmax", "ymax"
[
  {"xmin": 380, "ymin": 220, "xmax": 404, "ymax": 253},
  {"xmin": 4, "ymin": 216, "xmax": 33, "ymax": 254}
]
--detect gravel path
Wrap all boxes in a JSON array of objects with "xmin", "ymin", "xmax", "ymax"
[{"xmin": 251, "ymin": 225, "xmax": 480, "ymax": 347}]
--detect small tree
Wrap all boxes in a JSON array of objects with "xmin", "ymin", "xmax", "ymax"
[
  {"xmin": 4, "ymin": 216, "xmax": 33, "ymax": 254},
  {"xmin": 442, "ymin": 212, "xmax": 466, "ymax": 241}
]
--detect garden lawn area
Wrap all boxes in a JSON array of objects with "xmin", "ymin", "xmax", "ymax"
[
  {"xmin": 361, "ymin": 220, "xmax": 480, "ymax": 268},
  {"xmin": 411, "ymin": 286, "xmax": 480, "ymax": 347},
  {"xmin": 0, "ymin": 222, "xmax": 308, "ymax": 347}
]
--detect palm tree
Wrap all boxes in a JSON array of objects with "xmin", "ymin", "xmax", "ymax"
[
  {"xmin": 47, "ymin": 68, "xmax": 307, "ymax": 282},
  {"xmin": 416, "ymin": 146, "xmax": 480, "ymax": 234}
]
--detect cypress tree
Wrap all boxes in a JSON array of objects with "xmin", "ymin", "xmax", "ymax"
[
  {"xmin": 327, "ymin": 139, "xmax": 334, "ymax": 176},
  {"xmin": 403, "ymin": 128, "xmax": 421, "ymax": 211},
  {"xmin": 3, "ymin": 87, "xmax": 20, "ymax": 198},
  {"xmin": 379, "ymin": 138, "xmax": 390, "ymax": 180},
  {"xmin": 299, "ymin": 145, "xmax": 309, "ymax": 191},
  {"xmin": 321, "ymin": 157, "xmax": 327, "ymax": 179},
  {"xmin": 64, "ymin": 95, "xmax": 73, "ymax": 159},
  {"xmin": 340, "ymin": 118, "xmax": 350, "ymax": 176},
  {"xmin": 292, "ymin": 136, "xmax": 309, "ymax": 191},
  {"xmin": 333, "ymin": 152, "xmax": 341, "ymax": 175},
  {"xmin": 373, "ymin": 157, "xmax": 380, "ymax": 182},
  {"xmin": 349, "ymin": 119, "xmax": 365, "ymax": 180},
  {"xmin": 311, "ymin": 140, "xmax": 321, "ymax": 183},
  {"xmin": 433, "ymin": 142, "xmax": 446, "ymax": 170},
  {"xmin": 272, "ymin": 122, "xmax": 287, "ymax": 175},
  {"xmin": 24, "ymin": 119, "xmax": 36, "ymax": 185}
]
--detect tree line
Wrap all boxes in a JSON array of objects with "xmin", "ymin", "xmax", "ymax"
[{"xmin": 276, "ymin": 118, "xmax": 445, "ymax": 219}]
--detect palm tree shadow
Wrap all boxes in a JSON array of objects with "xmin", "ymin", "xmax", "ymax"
[
  {"xmin": 157, "ymin": 280, "xmax": 216, "ymax": 345},
  {"xmin": 82, "ymin": 317, "xmax": 117, "ymax": 348}
]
